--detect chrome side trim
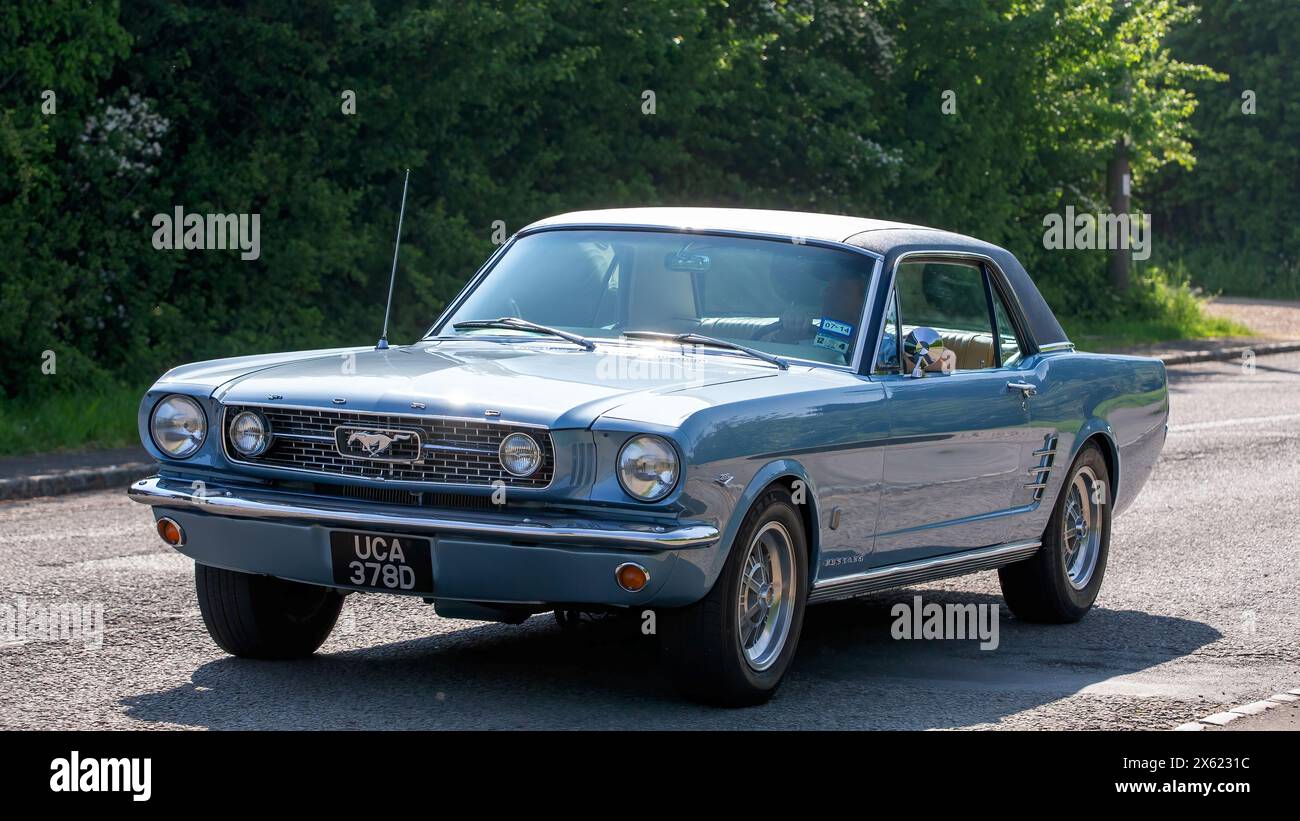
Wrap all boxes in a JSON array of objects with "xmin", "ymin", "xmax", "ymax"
[
  {"xmin": 808, "ymin": 540, "xmax": 1041, "ymax": 603},
  {"xmin": 128, "ymin": 476, "xmax": 717, "ymax": 550},
  {"xmin": 1038, "ymin": 341, "xmax": 1076, "ymax": 352}
]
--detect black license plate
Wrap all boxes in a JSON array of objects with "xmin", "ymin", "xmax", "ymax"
[{"xmin": 329, "ymin": 530, "xmax": 433, "ymax": 593}]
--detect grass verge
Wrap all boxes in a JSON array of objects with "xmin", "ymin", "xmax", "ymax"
[
  {"xmin": 1061, "ymin": 267, "xmax": 1252, "ymax": 351},
  {"xmin": 0, "ymin": 384, "xmax": 144, "ymax": 458}
]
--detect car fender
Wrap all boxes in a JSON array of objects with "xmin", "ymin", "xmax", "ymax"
[
  {"xmin": 1056, "ymin": 418, "xmax": 1120, "ymax": 511},
  {"xmin": 678, "ymin": 458, "xmax": 822, "ymax": 596}
]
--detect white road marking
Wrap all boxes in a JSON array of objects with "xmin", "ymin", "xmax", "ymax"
[{"xmin": 1169, "ymin": 412, "xmax": 1300, "ymax": 434}]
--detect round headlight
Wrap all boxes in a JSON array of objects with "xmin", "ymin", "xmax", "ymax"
[
  {"xmin": 498, "ymin": 432, "xmax": 542, "ymax": 477},
  {"xmin": 617, "ymin": 434, "xmax": 679, "ymax": 502},
  {"xmin": 229, "ymin": 410, "xmax": 272, "ymax": 457},
  {"xmin": 149, "ymin": 394, "xmax": 207, "ymax": 459}
]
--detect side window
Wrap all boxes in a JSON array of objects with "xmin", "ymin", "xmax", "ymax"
[
  {"xmin": 894, "ymin": 260, "xmax": 995, "ymax": 372},
  {"xmin": 988, "ymin": 279, "xmax": 1023, "ymax": 366}
]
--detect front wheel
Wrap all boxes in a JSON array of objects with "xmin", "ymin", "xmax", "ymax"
[
  {"xmin": 195, "ymin": 564, "xmax": 344, "ymax": 659},
  {"xmin": 661, "ymin": 487, "xmax": 808, "ymax": 706},
  {"xmin": 999, "ymin": 442, "xmax": 1111, "ymax": 622}
]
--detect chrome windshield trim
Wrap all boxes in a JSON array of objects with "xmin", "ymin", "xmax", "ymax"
[
  {"xmin": 512, "ymin": 223, "xmax": 887, "ymax": 262},
  {"xmin": 851, "ymin": 255, "xmax": 885, "ymax": 375},
  {"xmin": 128, "ymin": 476, "xmax": 719, "ymax": 550}
]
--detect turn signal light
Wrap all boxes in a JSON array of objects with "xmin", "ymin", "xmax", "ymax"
[
  {"xmin": 156, "ymin": 517, "xmax": 185, "ymax": 547},
  {"xmin": 615, "ymin": 562, "xmax": 649, "ymax": 592}
]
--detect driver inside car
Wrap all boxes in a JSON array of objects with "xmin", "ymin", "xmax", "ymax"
[{"xmin": 761, "ymin": 268, "xmax": 868, "ymax": 351}]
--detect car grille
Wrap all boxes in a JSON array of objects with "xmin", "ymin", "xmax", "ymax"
[{"xmin": 222, "ymin": 405, "xmax": 553, "ymax": 488}]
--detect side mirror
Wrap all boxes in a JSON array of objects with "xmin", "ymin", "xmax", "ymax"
[{"xmin": 903, "ymin": 327, "xmax": 945, "ymax": 378}]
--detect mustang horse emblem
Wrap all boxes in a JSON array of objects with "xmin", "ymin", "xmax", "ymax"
[{"xmin": 345, "ymin": 430, "xmax": 413, "ymax": 457}]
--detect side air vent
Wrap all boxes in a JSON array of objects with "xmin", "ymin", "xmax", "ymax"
[{"xmin": 1024, "ymin": 434, "xmax": 1059, "ymax": 501}]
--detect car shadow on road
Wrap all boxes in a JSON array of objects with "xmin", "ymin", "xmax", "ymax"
[{"xmin": 120, "ymin": 588, "xmax": 1220, "ymax": 730}]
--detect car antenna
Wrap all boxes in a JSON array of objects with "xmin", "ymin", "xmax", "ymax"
[{"xmin": 376, "ymin": 167, "xmax": 411, "ymax": 350}]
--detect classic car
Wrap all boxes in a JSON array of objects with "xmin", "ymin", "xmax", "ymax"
[{"xmin": 129, "ymin": 207, "xmax": 1169, "ymax": 706}]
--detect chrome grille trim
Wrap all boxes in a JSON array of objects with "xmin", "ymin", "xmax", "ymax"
[{"xmin": 221, "ymin": 404, "xmax": 554, "ymax": 489}]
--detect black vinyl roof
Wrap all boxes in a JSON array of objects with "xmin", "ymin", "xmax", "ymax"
[{"xmin": 845, "ymin": 226, "xmax": 1069, "ymax": 349}]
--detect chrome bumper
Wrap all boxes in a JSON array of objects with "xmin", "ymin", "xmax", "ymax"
[{"xmin": 127, "ymin": 476, "xmax": 718, "ymax": 550}]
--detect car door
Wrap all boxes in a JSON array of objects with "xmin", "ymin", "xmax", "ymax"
[{"xmin": 868, "ymin": 256, "xmax": 1042, "ymax": 565}]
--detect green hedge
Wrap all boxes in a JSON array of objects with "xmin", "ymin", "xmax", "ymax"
[{"xmin": 0, "ymin": 0, "xmax": 1285, "ymax": 404}]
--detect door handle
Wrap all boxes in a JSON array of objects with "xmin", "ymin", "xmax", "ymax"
[{"xmin": 1006, "ymin": 381, "xmax": 1037, "ymax": 397}]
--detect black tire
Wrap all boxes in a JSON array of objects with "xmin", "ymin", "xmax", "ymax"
[
  {"xmin": 999, "ymin": 442, "xmax": 1111, "ymax": 623},
  {"xmin": 195, "ymin": 564, "xmax": 344, "ymax": 659},
  {"xmin": 661, "ymin": 487, "xmax": 808, "ymax": 707}
]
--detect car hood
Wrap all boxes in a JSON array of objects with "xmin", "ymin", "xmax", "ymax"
[{"xmin": 199, "ymin": 340, "xmax": 779, "ymax": 428}]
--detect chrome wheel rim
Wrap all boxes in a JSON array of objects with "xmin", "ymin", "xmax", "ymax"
[
  {"xmin": 1062, "ymin": 465, "xmax": 1103, "ymax": 590},
  {"xmin": 737, "ymin": 521, "xmax": 796, "ymax": 671}
]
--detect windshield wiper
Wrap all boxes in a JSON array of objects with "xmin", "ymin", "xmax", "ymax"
[
  {"xmin": 621, "ymin": 331, "xmax": 788, "ymax": 370},
  {"xmin": 452, "ymin": 317, "xmax": 596, "ymax": 351}
]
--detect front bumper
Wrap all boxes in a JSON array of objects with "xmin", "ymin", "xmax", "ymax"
[{"xmin": 128, "ymin": 476, "xmax": 721, "ymax": 607}]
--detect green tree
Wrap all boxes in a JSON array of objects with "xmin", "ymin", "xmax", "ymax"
[{"xmin": 1149, "ymin": 0, "xmax": 1300, "ymax": 297}]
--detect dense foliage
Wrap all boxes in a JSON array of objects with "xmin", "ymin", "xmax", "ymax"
[
  {"xmin": 1147, "ymin": 0, "xmax": 1300, "ymax": 297},
  {"xmin": 0, "ymin": 0, "xmax": 1290, "ymax": 402}
]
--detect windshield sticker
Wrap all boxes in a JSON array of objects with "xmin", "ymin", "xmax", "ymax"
[
  {"xmin": 819, "ymin": 317, "xmax": 853, "ymax": 338},
  {"xmin": 814, "ymin": 317, "xmax": 853, "ymax": 354}
]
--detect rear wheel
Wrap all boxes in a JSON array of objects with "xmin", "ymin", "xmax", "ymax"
[
  {"xmin": 999, "ymin": 443, "xmax": 1111, "ymax": 622},
  {"xmin": 195, "ymin": 564, "xmax": 344, "ymax": 659},
  {"xmin": 661, "ymin": 487, "xmax": 808, "ymax": 706}
]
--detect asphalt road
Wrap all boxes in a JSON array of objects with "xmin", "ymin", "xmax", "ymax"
[{"xmin": 2, "ymin": 353, "xmax": 1298, "ymax": 730}]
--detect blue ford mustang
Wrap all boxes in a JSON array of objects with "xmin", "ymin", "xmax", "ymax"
[{"xmin": 130, "ymin": 207, "xmax": 1168, "ymax": 705}]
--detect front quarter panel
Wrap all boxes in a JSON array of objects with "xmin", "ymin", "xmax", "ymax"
[{"xmin": 594, "ymin": 367, "xmax": 889, "ymax": 601}]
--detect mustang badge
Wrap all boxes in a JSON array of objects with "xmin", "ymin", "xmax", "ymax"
[{"xmin": 334, "ymin": 426, "xmax": 422, "ymax": 462}]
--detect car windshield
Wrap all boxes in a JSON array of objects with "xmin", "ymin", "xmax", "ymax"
[{"xmin": 434, "ymin": 229, "xmax": 875, "ymax": 367}]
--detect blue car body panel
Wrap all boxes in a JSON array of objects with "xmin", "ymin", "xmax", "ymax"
[{"xmin": 131, "ymin": 208, "xmax": 1168, "ymax": 613}]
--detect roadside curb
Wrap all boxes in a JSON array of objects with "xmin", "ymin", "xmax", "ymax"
[
  {"xmin": 0, "ymin": 462, "xmax": 156, "ymax": 502},
  {"xmin": 1173, "ymin": 688, "xmax": 1300, "ymax": 731},
  {"xmin": 1156, "ymin": 340, "xmax": 1300, "ymax": 367}
]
